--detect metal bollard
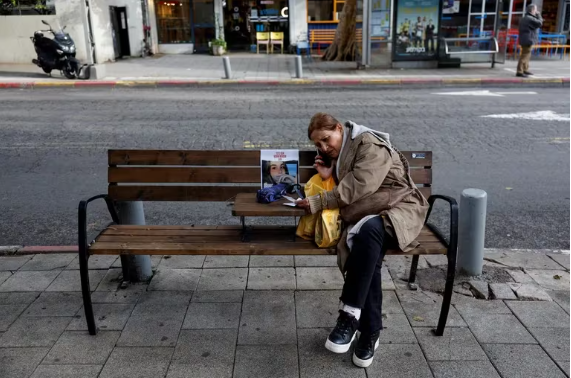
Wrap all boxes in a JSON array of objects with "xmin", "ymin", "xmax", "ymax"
[
  {"xmin": 294, "ymin": 55, "xmax": 303, "ymax": 79},
  {"xmin": 117, "ymin": 201, "xmax": 152, "ymax": 282},
  {"xmin": 457, "ymin": 188, "xmax": 487, "ymax": 276},
  {"xmin": 222, "ymin": 56, "xmax": 232, "ymax": 79}
]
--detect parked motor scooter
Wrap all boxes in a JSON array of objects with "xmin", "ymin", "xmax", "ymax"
[{"xmin": 31, "ymin": 20, "xmax": 81, "ymax": 79}]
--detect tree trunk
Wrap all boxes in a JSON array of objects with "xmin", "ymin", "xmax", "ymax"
[{"xmin": 322, "ymin": 0, "xmax": 357, "ymax": 61}]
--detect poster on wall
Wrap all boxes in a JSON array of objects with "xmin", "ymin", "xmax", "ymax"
[
  {"xmin": 371, "ymin": 0, "xmax": 391, "ymax": 38},
  {"xmin": 442, "ymin": 0, "xmax": 460, "ymax": 14},
  {"xmin": 393, "ymin": 0, "xmax": 441, "ymax": 60}
]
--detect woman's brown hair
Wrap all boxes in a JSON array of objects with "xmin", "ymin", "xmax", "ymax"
[{"xmin": 308, "ymin": 112, "xmax": 341, "ymax": 139}]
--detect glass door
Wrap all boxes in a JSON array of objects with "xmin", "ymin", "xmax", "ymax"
[
  {"xmin": 191, "ymin": 0, "xmax": 215, "ymax": 52},
  {"xmin": 467, "ymin": 0, "xmax": 498, "ymax": 37}
]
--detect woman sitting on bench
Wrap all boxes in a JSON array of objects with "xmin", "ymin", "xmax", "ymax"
[{"xmin": 296, "ymin": 112, "xmax": 428, "ymax": 368}]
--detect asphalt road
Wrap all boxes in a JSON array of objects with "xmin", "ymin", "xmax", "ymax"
[{"xmin": 0, "ymin": 86, "xmax": 569, "ymax": 249}]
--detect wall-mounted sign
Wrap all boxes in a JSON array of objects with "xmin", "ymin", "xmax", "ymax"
[{"xmin": 281, "ymin": 6, "xmax": 288, "ymax": 17}]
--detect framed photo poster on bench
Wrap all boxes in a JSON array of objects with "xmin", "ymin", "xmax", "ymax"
[{"xmin": 260, "ymin": 150, "xmax": 299, "ymax": 188}]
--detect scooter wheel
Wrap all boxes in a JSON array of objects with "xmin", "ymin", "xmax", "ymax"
[
  {"xmin": 63, "ymin": 67, "xmax": 77, "ymax": 79},
  {"xmin": 42, "ymin": 67, "xmax": 52, "ymax": 74}
]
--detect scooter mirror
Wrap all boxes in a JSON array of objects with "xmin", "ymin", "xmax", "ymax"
[
  {"xmin": 63, "ymin": 25, "xmax": 67, "ymax": 31},
  {"xmin": 41, "ymin": 20, "xmax": 51, "ymax": 28}
]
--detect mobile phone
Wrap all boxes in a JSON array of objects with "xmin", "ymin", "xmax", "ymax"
[{"xmin": 316, "ymin": 149, "xmax": 332, "ymax": 168}]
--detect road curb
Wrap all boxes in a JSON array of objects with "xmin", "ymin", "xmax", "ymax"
[{"xmin": 0, "ymin": 77, "xmax": 568, "ymax": 89}]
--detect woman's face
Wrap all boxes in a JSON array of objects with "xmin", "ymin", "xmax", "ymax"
[
  {"xmin": 310, "ymin": 124, "xmax": 343, "ymax": 159},
  {"xmin": 269, "ymin": 161, "xmax": 286, "ymax": 177}
]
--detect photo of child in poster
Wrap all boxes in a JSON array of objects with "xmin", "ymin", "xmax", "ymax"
[
  {"xmin": 394, "ymin": 0, "xmax": 440, "ymax": 59},
  {"xmin": 260, "ymin": 150, "xmax": 299, "ymax": 188}
]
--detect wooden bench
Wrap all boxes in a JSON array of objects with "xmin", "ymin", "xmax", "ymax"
[
  {"xmin": 78, "ymin": 150, "xmax": 458, "ymax": 336},
  {"xmin": 308, "ymin": 29, "xmax": 385, "ymax": 55}
]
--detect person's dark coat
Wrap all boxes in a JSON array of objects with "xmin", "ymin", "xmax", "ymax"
[{"xmin": 519, "ymin": 12, "xmax": 543, "ymax": 46}]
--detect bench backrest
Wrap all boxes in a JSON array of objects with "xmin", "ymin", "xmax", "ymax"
[{"xmin": 108, "ymin": 150, "xmax": 432, "ymax": 201}]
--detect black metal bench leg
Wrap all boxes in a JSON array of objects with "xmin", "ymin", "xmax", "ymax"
[
  {"xmin": 435, "ymin": 254, "xmax": 456, "ymax": 336},
  {"xmin": 408, "ymin": 255, "xmax": 419, "ymax": 283},
  {"xmin": 79, "ymin": 248, "xmax": 97, "ymax": 335}
]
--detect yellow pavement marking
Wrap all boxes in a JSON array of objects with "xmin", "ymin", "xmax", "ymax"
[{"xmin": 33, "ymin": 81, "xmax": 75, "ymax": 87}]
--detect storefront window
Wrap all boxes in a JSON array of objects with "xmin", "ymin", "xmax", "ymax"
[
  {"xmin": 0, "ymin": 0, "xmax": 56, "ymax": 15},
  {"xmin": 308, "ymin": 0, "xmax": 334, "ymax": 21},
  {"xmin": 155, "ymin": 0, "xmax": 192, "ymax": 44}
]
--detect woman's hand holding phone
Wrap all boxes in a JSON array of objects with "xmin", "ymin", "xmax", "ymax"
[{"xmin": 314, "ymin": 155, "xmax": 334, "ymax": 181}]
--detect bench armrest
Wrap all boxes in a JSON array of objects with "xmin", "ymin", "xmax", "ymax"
[
  {"xmin": 425, "ymin": 195, "xmax": 459, "ymax": 259},
  {"xmin": 78, "ymin": 195, "xmax": 120, "ymax": 253}
]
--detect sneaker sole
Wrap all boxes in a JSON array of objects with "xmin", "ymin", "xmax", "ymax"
[
  {"xmin": 352, "ymin": 336, "xmax": 380, "ymax": 368},
  {"xmin": 325, "ymin": 333, "xmax": 356, "ymax": 354}
]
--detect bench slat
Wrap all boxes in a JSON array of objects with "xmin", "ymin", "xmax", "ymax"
[
  {"xmin": 108, "ymin": 150, "xmax": 432, "ymax": 168},
  {"xmin": 108, "ymin": 167, "xmax": 432, "ymax": 185},
  {"xmin": 108, "ymin": 185, "xmax": 432, "ymax": 201}
]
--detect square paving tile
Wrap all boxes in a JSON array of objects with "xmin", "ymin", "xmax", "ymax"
[
  {"xmin": 43, "ymin": 330, "xmax": 120, "ymax": 365},
  {"xmin": 381, "ymin": 313, "xmax": 417, "ymax": 344},
  {"xmin": 0, "ymin": 271, "xmax": 11, "ymax": 286},
  {"xmin": 158, "ymin": 255, "xmax": 205, "ymax": 269},
  {"xmin": 19, "ymin": 253, "xmax": 76, "ymax": 271},
  {"xmin": 528, "ymin": 327, "xmax": 570, "ymax": 362},
  {"xmin": 548, "ymin": 254, "xmax": 570, "ymax": 270},
  {"xmin": 557, "ymin": 361, "xmax": 570, "ymax": 376},
  {"xmin": 401, "ymin": 299, "xmax": 467, "ymax": 328},
  {"xmin": 46, "ymin": 269, "xmax": 107, "ymax": 292},
  {"xmin": 0, "ymin": 316, "xmax": 71, "ymax": 347},
  {"xmin": 295, "ymin": 290, "xmax": 340, "ymax": 328},
  {"xmin": 239, "ymin": 291, "xmax": 296, "ymax": 345},
  {"xmin": 506, "ymin": 269, "xmax": 535, "ymax": 283},
  {"xmin": 191, "ymin": 290, "xmax": 244, "ymax": 303},
  {"xmin": 23, "ymin": 292, "xmax": 83, "ymax": 317},
  {"xmin": 91, "ymin": 287, "xmax": 145, "ymax": 304},
  {"xmin": 248, "ymin": 267, "xmax": 296, "ymax": 290},
  {"xmin": 381, "ymin": 266, "xmax": 396, "ymax": 290},
  {"xmin": 168, "ymin": 329, "xmax": 237, "ymax": 378},
  {"xmin": 95, "ymin": 269, "xmax": 124, "ymax": 292},
  {"xmin": 484, "ymin": 251, "xmax": 563, "ymax": 270},
  {"xmin": 117, "ymin": 316, "xmax": 183, "ymax": 347},
  {"xmin": 549, "ymin": 290, "xmax": 570, "ymax": 314},
  {"xmin": 0, "ymin": 292, "xmax": 41, "ymax": 305},
  {"xmin": 296, "ymin": 267, "xmax": 344, "ymax": 290},
  {"xmin": 454, "ymin": 297, "xmax": 512, "ymax": 317},
  {"xmin": 383, "ymin": 290, "xmax": 405, "ymax": 314},
  {"xmin": 66, "ymin": 255, "xmax": 119, "ymax": 270},
  {"xmin": 0, "ymin": 270, "xmax": 60, "ymax": 292},
  {"xmin": 183, "ymin": 302, "xmax": 241, "ymax": 329},
  {"xmin": 148, "ymin": 268, "xmax": 201, "ymax": 291},
  {"xmin": 203, "ymin": 255, "xmax": 249, "ymax": 268},
  {"xmin": 298, "ymin": 328, "xmax": 365, "ymax": 378},
  {"xmin": 131, "ymin": 291, "xmax": 191, "ymax": 318},
  {"xmin": 98, "ymin": 347, "xmax": 173, "ymax": 378},
  {"xmin": 234, "ymin": 344, "xmax": 299, "ymax": 378},
  {"xmin": 526, "ymin": 270, "xmax": 570, "ymax": 291},
  {"xmin": 249, "ymin": 255, "xmax": 294, "ymax": 267},
  {"xmin": 30, "ymin": 365, "xmax": 102, "ymax": 378},
  {"xmin": 505, "ymin": 301, "xmax": 569, "ymax": 328},
  {"xmin": 430, "ymin": 361, "xmax": 501, "ymax": 378},
  {"xmin": 463, "ymin": 314, "xmax": 536, "ymax": 344},
  {"xmin": 366, "ymin": 343, "xmax": 433, "ymax": 378},
  {"xmin": 197, "ymin": 268, "xmax": 248, "ymax": 291},
  {"xmin": 0, "ymin": 347, "xmax": 50, "ymax": 378},
  {"xmin": 414, "ymin": 327, "xmax": 488, "ymax": 361},
  {"xmin": 67, "ymin": 304, "xmax": 135, "ymax": 331},
  {"xmin": 0, "ymin": 304, "xmax": 27, "ymax": 331},
  {"xmin": 483, "ymin": 344, "xmax": 566, "ymax": 378},
  {"xmin": 0, "ymin": 255, "xmax": 32, "ymax": 271},
  {"xmin": 294, "ymin": 255, "xmax": 337, "ymax": 267}
]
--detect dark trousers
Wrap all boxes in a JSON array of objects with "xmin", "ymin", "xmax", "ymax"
[
  {"xmin": 340, "ymin": 216, "xmax": 392, "ymax": 334},
  {"xmin": 425, "ymin": 37, "xmax": 435, "ymax": 52}
]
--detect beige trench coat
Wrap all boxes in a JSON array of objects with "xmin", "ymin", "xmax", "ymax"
[{"xmin": 307, "ymin": 125, "xmax": 429, "ymax": 272}]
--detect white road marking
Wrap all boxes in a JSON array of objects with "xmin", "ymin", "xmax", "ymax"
[
  {"xmin": 433, "ymin": 90, "xmax": 537, "ymax": 97},
  {"xmin": 482, "ymin": 110, "xmax": 570, "ymax": 121}
]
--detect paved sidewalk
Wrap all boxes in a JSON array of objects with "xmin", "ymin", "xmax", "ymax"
[
  {"xmin": 0, "ymin": 54, "xmax": 569, "ymax": 88},
  {"xmin": 0, "ymin": 249, "xmax": 569, "ymax": 378}
]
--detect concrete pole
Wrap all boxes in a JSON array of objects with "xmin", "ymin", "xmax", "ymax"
[
  {"xmin": 457, "ymin": 189, "xmax": 487, "ymax": 276},
  {"xmin": 222, "ymin": 56, "xmax": 232, "ymax": 79},
  {"xmin": 294, "ymin": 55, "xmax": 303, "ymax": 78},
  {"xmin": 117, "ymin": 201, "xmax": 152, "ymax": 282}
]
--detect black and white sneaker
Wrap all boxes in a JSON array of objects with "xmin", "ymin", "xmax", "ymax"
[
  {"xmin": 352, "ymin": 330, "xmax": 380, "ymax": 368},
  {"xmin": 325, "ymin": 310, "xmax": 359, "ymax": 353}
]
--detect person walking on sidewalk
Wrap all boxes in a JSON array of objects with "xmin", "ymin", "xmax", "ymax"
[
  {"xmin": 296, "ymin": 113, "xmax": 428, "ymax": 368},
  {"xmin": 517, "ymin": 4, "xmax": 543, "ymax": 77}
]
